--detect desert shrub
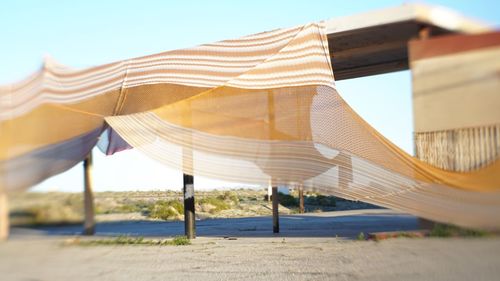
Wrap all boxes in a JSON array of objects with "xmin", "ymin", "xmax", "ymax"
[
  {"xmin": 119, "ymin": 201, "xmax": 151, "ymax": 213},
  {"xmin": 63, "ymin": 194, "xmax": 83, "ymax": 209},
  {"xmin": 96, "ymin": 201, "xmax": 151, "ymax": 215},
  {"xmin": 357, "ymin": 232, "xmax": 365, "ymax": 240},
  {"xmin": 171, "ymin": 235, "xmax": 191, "ymax": 245},
  {"xmin": 305, "ymin": 194, "xmax": 336, "ymax": 206},
  {"xmin": 15, "ymin": 204, "xmax": 83, "ymax": 225},
  {"xmin": 430, "ymin": 223, "xmax": 488, "ymax": 237},
  {"xmin": 316, "ymin": 195, "xmax": 336, "ymax": 206},
  {"xmin": 10, "ymin": 209, "xmax": 42, "ymax": 225},
  {"xmin": 217, "ymin": 191, "xmax": 240, "ymax": 204},
  {"xmin": 94, "ymin": 205, "xmax": 107, "ymax": 215},
  {"xmin": 199, "ymin": 196, "xmax": 230, "ymax": 213},
  {"xmin": 148, "ymin": 200, "xmax": 184, "ymax": 220},
  {"xmin": 116, "ymin": 204, "xmax": 142, "ymax": 213},
  {"xmin": 149, "ymin": 205, "xmax": 178, "ymax": 220},
  {"xmin": 278, "ymin": 193, "xmax": 298, "ymax": 207}
]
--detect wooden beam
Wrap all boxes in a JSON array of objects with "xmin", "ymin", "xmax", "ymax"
[
  {"xmin": 324, "ymin": 4, "xmax": 491, "ymax": 80},
  {"xmin": 419, "ymin": 26, "xmax": 432, "ymax": 40},
  {"xmin": 82, "ymin": 152, "xmax": 95, "ymax": 235},
  {"xmin": 183, "ymin": 173, "xmax": 196, "ymax": 239},
  {"xmin": 333, "ymin": 60, "xmax": 408, "ymax": 80},
  {"xmin": 324, "ymin": 4, "xmax": 490, "ymax": 36},
  {"xmin": 331, "ymin": 40, "xmax": 407, "ymax": 60},
  {"xmin": 298, "ymin": 184, "xmax": 305, "ymax": 214},
  {"xmin": 272, "ymin": 186, "xmax": 279, "ymax": 233},
  {"xmin": 0, "ymin": 190, "xmax": 9, "ymax": 241}
]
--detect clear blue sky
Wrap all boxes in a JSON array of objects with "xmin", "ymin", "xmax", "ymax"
[{"xmin": 1, "ymin": 1, "xmax": 498, "ymax": 192}]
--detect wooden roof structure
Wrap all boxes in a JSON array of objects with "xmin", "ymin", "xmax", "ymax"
[{"xmin": 325, "ymin": 3, "xmax": 493, "ymax": 80}]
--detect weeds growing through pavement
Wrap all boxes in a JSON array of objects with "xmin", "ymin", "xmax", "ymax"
[
  {"xmin": 64, "ymin": 235, "xmax": 191, "ymax": 246},
  {"xmin": 357, "ymin": 232, "xmax": 365, "ymax": 240}
]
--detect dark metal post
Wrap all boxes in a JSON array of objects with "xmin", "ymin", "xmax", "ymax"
[
  {"xmin": 182, "ymin": 98, "xmax": 196, "ymax": 239},
  {"xmin": 267, "ymin": 90, "xmax": 280, "ymax": 233},
  {"xmin": 272, "ymin": 186, "xmax": 279, "ymax": 233},
  {"xmin": 83, "ymin": 152, "xmax": 95, "ymax": 235},
  {"xmin": 183, "ymin": 173, "xmax": 195, "ymax": 239}
]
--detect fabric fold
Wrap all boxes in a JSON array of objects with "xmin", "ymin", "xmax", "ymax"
[{"xmin": 1, "ymin": 22, "xmax": 499, "ymax": 230}]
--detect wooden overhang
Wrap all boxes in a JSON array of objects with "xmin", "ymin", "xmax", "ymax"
[{"xmin": 325, "ymin": 4, "xmax": 493, "ymax": 80}]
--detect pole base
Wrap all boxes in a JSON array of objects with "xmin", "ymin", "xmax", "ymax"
[
  {"xmin": 82, "ymin": 226, "xmax": 95, "ymax": 236},
  {"xmin": 272, "ymin": 186, "xmax": 279, "ymax": 233}
]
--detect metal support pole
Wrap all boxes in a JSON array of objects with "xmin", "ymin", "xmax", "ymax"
[
  {"xmin": 183, "ymin": 174, "xmax": 195, "ymax": 239},
  {"xmin": 272, "ymin": 186, "xmax": 279, "ymax": 233},
  {"xmin": 267, "ymin": 90, "xmax": 280, "ymax": 233},
  {"xmin": 83, "ymin": 152, "xmax": 95, "ymax": 235},
  {"xmin": 0, "ymin": 190, "xmax": 9, "ymax": 241},
  {"xmin": 181, "ymin": 98, "xmax": 196, "ymax": 239},
  {"xmin": 298, "ymin": 184, "xmax": 305, "ymax": 214}
]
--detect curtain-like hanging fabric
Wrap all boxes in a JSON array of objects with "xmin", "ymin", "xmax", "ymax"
[{"xmin": 1, "ymin": 23, "xmax": 499, "ymax": 230}]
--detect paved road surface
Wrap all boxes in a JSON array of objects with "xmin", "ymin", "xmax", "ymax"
[{"xmin": 12, "ymin": 209, "xmax": 418, "ymax": 239}]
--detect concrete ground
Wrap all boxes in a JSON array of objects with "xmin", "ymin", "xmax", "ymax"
[{"xmin": 1, "ymin": 209, "xmax": 500, "ymax": 281}]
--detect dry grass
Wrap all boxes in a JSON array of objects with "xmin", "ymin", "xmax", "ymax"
[
  {"xmin": 8, "ymin": 189, "xmax": 350, "ymax": 226},
  {"xmin": 429, "ymin": 223, "xmax": 489, "ymax": 238},
  {"xmin": 64, "ymin": 235, "xmax": 191, "ymax": 246}
]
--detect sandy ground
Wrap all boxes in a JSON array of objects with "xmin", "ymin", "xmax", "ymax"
[{"xmin": 1, "ymin": 210, "xmax": 500, "ymax": 281}]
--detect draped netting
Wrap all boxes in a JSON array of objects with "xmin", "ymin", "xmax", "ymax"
[{"xmin": 1, "ymin": 22, "xmax": 500, "ymax": 230}]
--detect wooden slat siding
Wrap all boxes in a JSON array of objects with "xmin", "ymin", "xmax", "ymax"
[
  {"xmin": 411, "ymin": 31, "xmax": 500, "ymax": 172},
  {"xmin": 415, "ymin": 125, "xmax": 500, "ymax": 172}
]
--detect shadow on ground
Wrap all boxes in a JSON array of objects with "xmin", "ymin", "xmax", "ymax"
[{"xmin": 11, "ymin": 210, "xmax": 419, "ymax": 239}]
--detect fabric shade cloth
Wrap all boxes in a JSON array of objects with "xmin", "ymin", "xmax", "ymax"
[{"xmin": 1, "ymin": 23, "xmax": 500, "ymax": 230}]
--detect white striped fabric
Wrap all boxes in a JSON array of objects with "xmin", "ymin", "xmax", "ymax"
[{"xmin": 2, "ymin": 21, "xmax": 500, "ymax": 231}]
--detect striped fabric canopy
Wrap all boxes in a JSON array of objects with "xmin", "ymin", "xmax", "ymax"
[{"xmin": 1, "ymin": 22, "xmax": 500, "ymax": 230}]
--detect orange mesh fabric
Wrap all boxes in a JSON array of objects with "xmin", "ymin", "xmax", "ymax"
[{"xmin": 1, "ymin": 22, "xmax": 500, "ymax": 230}]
